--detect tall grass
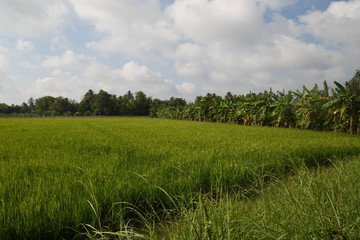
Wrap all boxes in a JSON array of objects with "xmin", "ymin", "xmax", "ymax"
[
  {"xmin": 154, "ymin": 155, "xmax": 360, "ymax": 239},
  {"xmin": 0, "ymin": 118, "xmax": 359, "ymax": 239}
]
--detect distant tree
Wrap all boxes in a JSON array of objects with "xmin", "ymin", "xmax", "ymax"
[
  {"xmin": 0, "ymin": 102, "xmax": 30, "ymax": 114},
  {"xmin": 270, "ymin": 91, "xmax": 296, "ymax": 128},
  {"xmin": 35, "ymin": 96, "xmax": 56, "ymax": 116},
  {"xmin": 20, "ymin": 102, "xmax": 31, "ymax": 114},
  {"xmin": 133, "ymin": 91, "xmax": 151, "ymax": 116},
  {"xmin": 28, "ymin": 97, "xmax": 36, "ymax": 113},
  {"xmin": 224, "ymin": 92, "xmax": 237, "ymax": 103},
  {"xmin": 149, "ymin": 98, "xmax": 166, "ymax": 117},
  {"xmin": 116, "ymin": 95, "xmax": 126, "ymax": 115},
  {"xmin": 0, "ymin": 103, "xmax": 9, "ymax": 114},
  {"xmin": 50, "ymin": 97, "xmax": 77, "ymax": 116},
  {"xmin": 92, "ymin": 90, "xmax": 118, "ymax": 115},
  {"xmin": 168, "ymin": 97, "xmax": 187, "ymax": 108},
  {"xmin": 121, "ymin": 91, "xmax": 135, "ymax": 115},
  {"xmin": 78, "ymin": 89, "xmax": 96, "ymax": 115},
  {"xmin": 194, "ymin": 93, "xmax": 222, "ymax": 121}
]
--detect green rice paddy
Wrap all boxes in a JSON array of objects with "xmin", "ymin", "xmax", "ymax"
[{"xmin": 0, "ymin": 118, "xmax": 359, "ymax": 239}]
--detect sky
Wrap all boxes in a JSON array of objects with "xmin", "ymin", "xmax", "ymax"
[{"xmin": 0, "ymin": 0, "xmax": 359, "ymax": 104}]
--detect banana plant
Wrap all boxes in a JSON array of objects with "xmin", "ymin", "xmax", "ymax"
[
  {"xmin": 270, "ymin": 91, "xmax": 296, "ymax": 128},
  {"xmin": 324, "ymin": 71, "xmax": 360, "ymax": 134}
]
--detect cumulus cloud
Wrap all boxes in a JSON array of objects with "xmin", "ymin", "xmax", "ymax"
[
  {"xmin": 42, "ymin": 50, "xmax": 92, "ymax": 70},
  {"xmin": 298, "ymin": 0, "xmax": 360, "ymax": 76},
  {"xmin": 300, "ymin": 0, "xmax": 360, "ymax": 47},
  {"xmin": 174, "ymin": 43, "xmax": 210, "ymax": 79},
  {"xmin": 166, "ymin": 0, "xmax": 264, "ymax": 46},
  {"xmin": 86, "ymin": 61, "xmax": 178, "ymax": 98},
  {"xmin": 35, "ymin": 51, "xmax": 179, "ymax": 100},
  {"xmin": 35, "ymin": 70, "xmax": 85, "ymax": 98},
  {"xmin": 0, "ymin": 0, "xmax": 68, "ymax": 38},
  {"xmin": 2, "ymin": 0, "xmax": 360, "ymax": 104},
  {"xmin": 69, "ymin": 0, "xmax": 178, "ymax": 56},
  {"xmin": 176, "ymin": 82, "xmax": 197, "ymax": 96},
  {"xmin": 166, "ymin": 0, "xmax": 357, "ymax": 94},
  {"xmin": 64, "ymin": 0, "xmax": 359, "ymax": 98}
]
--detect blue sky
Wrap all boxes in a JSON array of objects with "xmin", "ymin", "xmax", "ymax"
[
  {"xmin": 0, "ymin": 0, "xmax": 359, "ymax": 104},
  {"xmin": 279, "ymin": 0, "xmax": 339, "ymax": 18}
]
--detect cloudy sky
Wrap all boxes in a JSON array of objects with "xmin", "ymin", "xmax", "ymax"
[{"xmin": 0, "ymin": 0, "xmax": 359, "ymax": 104}]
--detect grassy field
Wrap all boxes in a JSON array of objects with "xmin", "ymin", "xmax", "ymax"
[{"xmin": 0, "ymin": 118, "xmax": 359, "ymax": 239}]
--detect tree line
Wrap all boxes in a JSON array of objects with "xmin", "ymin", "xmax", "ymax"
[
  {"xmin": 1, "ymin": 70, "xmax": 359, "ymax": 133},
  {"xmin": 157, "ymin": 70, "xmax": 360, "ymax": 134},
  {"xmin": 0, "ymin": 89, "xmax": 186, "ymax": 117}
]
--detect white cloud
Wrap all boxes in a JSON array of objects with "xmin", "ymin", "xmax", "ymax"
[
  {"xmin": 174, "ymin": 43, "xmax": 210, "ymax": 79},
  {"xmin": 69, "ymin": 0, "xmax": 178, "ymax": 56},
  {"xmin": 0, "ymin": 83, "xmax": 22, "ymax": 103},
  {"xmin": 121, "ymin": 61, "xmax": 162, "ymax": 84},
  {"xmin": 42, "ymin": 50, "xmax": 91, "ymax": 70},
  {"xmin": 0, "ymin": 45, "xmax": 24, "ymax": 104},
  {"xmin": 35, "ymin": 51, "xmax": 179, "ymax": 100},
  {"xmin": 209, "ymin": 71, "xmax": 228, "ymax": 83},
  {"xmin": 176, "ymin": 82, "xmax": 197, "ymax": 96},
  {"xmin": 165, "ymin": 0, "xmax": 356, "ymax": 95},
  {"xmin": 0, "ymin": 45, "xmax": 8, "ymax": 73},
  {"xmin": 35, "ymin": 71, "xmax": 85, "ymax": 98},
  {"xmin": 166, "ymin": 0, "xmax": 264, "ymax": 46},
  {"xmin": 299, "ymin": 0, "xmax": 360, "ymax": 76},
  {"xmin": 47, "ymin": 0, "xmax": 360, "ymax": 100},
  {"xmin": 0, "ymin": 0, "xmax": 68, "ymax": 38},
  {"xmin": 16, "ymin": 40, "xmax": 34, "ymax": 51},
  {"xmin": 86, "ymin": 61, "xmax": 178, "ymax": 98},
  {"xmin": 1, "ymin": 0, "xmax": 360, "ymax": 104},
  {"xmin": 248, "ymin": 36, "xmax": 342, "ymax": 71},
  {"xmin": 300, "ymin": 0, "xmax": 360, "ymax": 48}
]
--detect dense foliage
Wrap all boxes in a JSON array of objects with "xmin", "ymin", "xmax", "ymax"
[
  {"xmin": 158, "ymin": 70, "xmax": 360, "ymax": 134},
  {"xmin": 1, "ymin": 70, "xmax": 359, "ymax": 133},
  {"xmin": 0, "ymin": 89, "xmax": 186, "ymax": 117}
]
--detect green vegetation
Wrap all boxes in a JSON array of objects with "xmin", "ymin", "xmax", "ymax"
[
  {"xmin": 158, "ymin": 70, "xmax": 360, "ymax": 134},
  {"xmin": 0, "ymin": 90, "xmax": 180, "ymax": 117},
  {"xmin": 150, "ymin": 155, "xmax": 360, "ymax": 239},
  {"xmin": 0, "ymin": 117, "xmax": 359, "ymax": 239},
  {"xmin": 1, "ymin": 69, "xmax": 359, "ymax": 134}
]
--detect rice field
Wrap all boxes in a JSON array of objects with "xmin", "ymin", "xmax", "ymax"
[{"xmin": 0, "ymin": 118, "xmax": 359, "ymax": 239}]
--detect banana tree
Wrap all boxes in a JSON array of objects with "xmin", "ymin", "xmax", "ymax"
[
  {"xmin": 346, "ymin": 70, "xmax": 360, "ymax": 134},
  {"xmin": 325, "ymin": 71, "xmax": 360, "ymax": 134},
  {"xmin": 294, "ymin": 85, "xmax": 330, "ymax": 131},
  {"xmin": 270, "ymin": 91, "xmax": 296, "ymax": 128}
]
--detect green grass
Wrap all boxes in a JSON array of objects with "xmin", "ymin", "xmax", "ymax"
[
  {"xmin": 156, "ymin": 155, "xmax": 360, "ymax": 239},
  {"xmin": 0, "ymin": 118, "xmax": 359, "ymax": 239}
]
